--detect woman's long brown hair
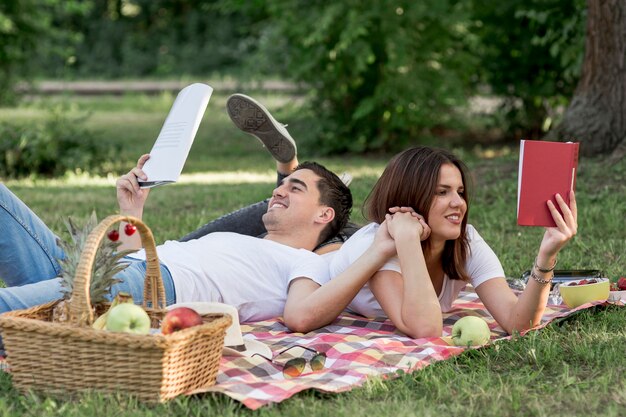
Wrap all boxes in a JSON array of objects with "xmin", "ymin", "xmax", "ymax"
[{"xmin": 364, "ymin": 146, "xmax": 473, "ymax": 281}]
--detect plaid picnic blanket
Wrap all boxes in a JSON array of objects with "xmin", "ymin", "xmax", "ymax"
[
  {"xmin": 0, "ymin": 286, "xmax": 613, "ymax": 408},
  {"xmin": 192, "ymin": 286, "xmax": 611, "ymax": 409}
]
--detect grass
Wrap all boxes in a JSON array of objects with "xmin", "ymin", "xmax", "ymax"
[{"xmin": 0, "ymin": 93, "xmax": 625, "ymax": 416}]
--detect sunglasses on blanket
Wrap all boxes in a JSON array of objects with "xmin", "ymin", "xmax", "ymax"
[{"xmin": 254, "ymin": 345, "xmax": 326, "ymax": 378}]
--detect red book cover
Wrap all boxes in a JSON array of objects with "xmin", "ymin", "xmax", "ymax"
[{"xmin": 517, "ymin": 140, "xmax": 579, "ymax": 227}]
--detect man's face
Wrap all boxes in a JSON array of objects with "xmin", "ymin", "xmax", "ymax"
[{"xmin": 262, "ymin": 169, "xmax": 327, "ymax": 232}]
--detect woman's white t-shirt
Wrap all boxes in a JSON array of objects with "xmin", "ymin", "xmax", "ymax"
[{"xmin": 329, "ymin": 223, "xmax": 505, "ymax": 317}]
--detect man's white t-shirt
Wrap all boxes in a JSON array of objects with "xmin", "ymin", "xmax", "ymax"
[
  {"xmin": 129, "ymin": 232, "xmax": 329, "ymax": 322},
  {"xmin": 329, "ymin": 223, "xmax": 505, "ymax": 317}
]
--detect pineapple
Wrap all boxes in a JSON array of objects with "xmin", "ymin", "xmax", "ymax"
[{"xmin": 52, "ymin": 212, "xmax": 135, "ymax": 323}]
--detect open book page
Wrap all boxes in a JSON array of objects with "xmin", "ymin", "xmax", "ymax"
[
  {"xmin": 517, "ymin": 139, "xmax": 579, "ymax": 227},
  {"xmin": 139, "ymin": 83, "xmax": 213, "ymax": 188}
]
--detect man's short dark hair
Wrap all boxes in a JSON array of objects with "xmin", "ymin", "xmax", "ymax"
[{"xmin": 295, "ymin": 161, "xmax": 352, "ymax": 245}]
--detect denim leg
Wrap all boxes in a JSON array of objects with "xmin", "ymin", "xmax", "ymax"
[
  {"xmin": 178, "ymin": 172, "xmax": 288, "ymax": 242},
  {"xmin": 0, "ymin": 277, "xmax": 65, "ymax": 313},
  {"xmin": 0, "ymin": 184, "xmax": 64, "ymax": 286},
  {"xmin": 0, "ymin": 258, "xmax": 177, "ymax": 314},
  {"xmin": 179, "ymin": 199, "xmax": 270, "ymax": 241},
  {"xmin": 109, "ymin": 258, "xmax": 177, "ymax": 307}
]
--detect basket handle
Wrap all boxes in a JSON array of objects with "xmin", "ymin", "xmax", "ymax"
[{"xmin": 68, "ymin": 215, "xmax": 166, "ymax": 326}]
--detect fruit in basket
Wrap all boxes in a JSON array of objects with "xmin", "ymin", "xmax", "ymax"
[
  {"xmin": 92, "ymin": 292, "xmax": 134, "ymax": 330},
  {"xmin": 53, "ymin": 213, "xmax": 134, "ymax": 323},
  {"xmin": 107, "ymin": 229, "xmax": 120, "ymax": 241},
  {"xmin": 161, "ymin": 307, "xmax": 203, "ymax": 334},
  {"xmin": 618, "ymin": 277, "xmax": 626, "ymax": 290},
  {"xmin": 124, "ymin": 223, "xmax": 137, "ymax": 236},
  {"xmin": 105, "ymin": 303, "xmax": 151, "ymax": 334},
  {"xmin": 451, "ymin": 316, "xmax": 491, "ymax": 346}
]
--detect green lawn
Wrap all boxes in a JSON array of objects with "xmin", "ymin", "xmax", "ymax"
[{"xmin": 0, "ymin": 93, "xmax": 624, "ymax": 416}]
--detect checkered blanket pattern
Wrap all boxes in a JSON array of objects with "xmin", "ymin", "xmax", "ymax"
[{"xmin": 191, "ymin": 287, "xmax": 604, "ymax": 409}]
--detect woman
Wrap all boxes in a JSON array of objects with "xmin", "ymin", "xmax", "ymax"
[{"xmin": 328, "ymin": 146, "xmax": 577, "ymax": 338}]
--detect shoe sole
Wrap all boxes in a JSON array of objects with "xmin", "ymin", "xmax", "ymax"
[{"xmin": 227, "ymin": 94, "xmax": 296, "ymax": 163}]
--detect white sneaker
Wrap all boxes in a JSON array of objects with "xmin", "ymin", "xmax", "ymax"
[{"xmin": 227, "ymin": 94, "xmax": 297, "ymax": 163}]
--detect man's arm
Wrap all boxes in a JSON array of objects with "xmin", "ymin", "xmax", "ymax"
[
  {"xmin": 115, "ymin": 154, "xmax": 151, "ymax": 251},
  {"xmin": 282, "ymin": 221, "xmax": 396, "ymax": 333}
]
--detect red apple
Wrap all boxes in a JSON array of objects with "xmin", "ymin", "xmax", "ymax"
[{"xmin": 161, "ymin": 307, "xmax": 203, "ymax": 334}]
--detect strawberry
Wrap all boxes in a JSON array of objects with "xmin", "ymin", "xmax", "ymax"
[
  {"xmin": 107, "ymin": 229, "xmax": 120, "ymax": 242},
  {"xmin": 124, "ymin": 223, "xmax": 137, "ymax": 236},
  {"xmin": 618, "ymin": 277, "xmax": 626, "ymax": 291}
]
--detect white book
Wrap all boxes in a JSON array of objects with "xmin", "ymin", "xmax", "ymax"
[{"xmin": 138, "ymin": 83, "xmax": 213, "ymax": 188}]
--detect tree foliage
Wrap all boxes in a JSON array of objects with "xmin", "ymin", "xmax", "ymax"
[
  {"xmin": 244, "ymin": 0, "xmax": 478, "ymax": 153},
  {"xmin": 2, "ymin": 0, "xmax": 601, "ymax": 154},
  {"xmin": 35, "ymin": 0, "xmax": 261, "ymax": 78},
  {"xmin": 231, "ymin": 0, "xmax": 587, "ymax": 152},
  {"xmin": 0, "ymin": 1, "xmax": 57, "ymax": 103},
  {"xmin": 470, "ymin": 0, "xmax": 586, "ymax": 139}
]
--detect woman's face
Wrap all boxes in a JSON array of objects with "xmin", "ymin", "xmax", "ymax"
[{"xmin": 427, "ymin": 163, "xmax": 467, "ymax": 242}]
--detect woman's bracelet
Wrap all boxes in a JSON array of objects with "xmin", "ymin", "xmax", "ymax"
[
  {"xmin": 535, "ymin": 257, "xmax": 557, "ymax": 273},
  {"xmin": 530, "ymin": 268, "xmax": 553, "ymax": 285}
]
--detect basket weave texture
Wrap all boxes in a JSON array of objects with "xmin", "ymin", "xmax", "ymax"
[{"xmin": 0, "ymin": 215, "xmax": 231, "ymax": 402}]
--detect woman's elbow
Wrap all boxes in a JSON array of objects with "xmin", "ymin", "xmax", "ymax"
[
  {"xmin": 283, "ymin": 312, "xmax": 322, "ymax": 334},
  {"xmin": 500, "ymin": 310, "xmax": 545, "ymax": 335},
  {"xmin": 402, "ymin": 322, "xmax": 442, "ymax": 339},
  {"xmin": 505, "ymin": 319, "xmax": 539, "ymax": 336}
]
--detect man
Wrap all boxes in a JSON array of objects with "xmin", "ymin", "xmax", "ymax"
[{"xmin": 0, "ymin": 105, "xmax": 395, "ymax": 331}]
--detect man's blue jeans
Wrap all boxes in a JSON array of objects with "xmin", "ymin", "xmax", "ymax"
[{"xmin": 0, "ymin": 184, "xmax": 176, "ymax": 314}]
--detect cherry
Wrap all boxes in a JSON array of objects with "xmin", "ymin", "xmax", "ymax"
[
  {"xmin": 107, "ymin": 229, "xmax": 120, "ymax": 241},
  {"xmin": 124, "ymin": 223, "xmax": 137, "ymax": 236}
]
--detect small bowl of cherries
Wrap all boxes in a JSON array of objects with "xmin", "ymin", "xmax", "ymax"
[{"xmin": 559, "ymin": 278, "xmax": 610, "ymax": 308}]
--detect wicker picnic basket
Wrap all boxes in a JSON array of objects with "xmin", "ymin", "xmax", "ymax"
[{"xmin": 0, "ymin": 214, "xmax": 231, "ymax": 402}]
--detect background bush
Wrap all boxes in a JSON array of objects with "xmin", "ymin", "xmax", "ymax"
[
  {"xmin": 244, "ymin": 0, "xmax": 478, "ymax": 154},
  {"xmin": 0, "ymin": 106, "xmax": 118, "ymax": 178},
  {"xmin": 2, "ymin": 0, "xmax": 588, "ymax": 154},
  {"xmin": 469, "ymin": 0, "xmax": 586, "ymax": 139}
]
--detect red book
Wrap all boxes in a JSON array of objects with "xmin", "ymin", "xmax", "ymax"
[{"xmin": 517, "ymin": 140, "xmax": 579, "ymax": 227}]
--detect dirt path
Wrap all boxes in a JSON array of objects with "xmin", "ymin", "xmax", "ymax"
[{"xmin": 20, "ymin": 79, "xmax": 298, "ymax": 95}]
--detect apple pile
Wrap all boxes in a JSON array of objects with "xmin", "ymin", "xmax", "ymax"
[
  {"xmin": 609, "ymin": 277, "xmax": 626, "ymax": 292},
  {"xmin": 451, "ymin": 316, "xmax": 491, "ymax": 347},
  {"xmin": 160, "ymin": 307, "xmax": 203, "ymax": 334}
]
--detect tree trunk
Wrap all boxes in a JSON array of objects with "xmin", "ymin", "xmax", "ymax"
[{"xmin": 552, "ymin": 0, "xmax": 626, "ymax": 157}]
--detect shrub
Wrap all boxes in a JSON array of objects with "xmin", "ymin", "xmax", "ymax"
[
  {"xmin": 0, "ymin": 106, "xmax": 118, "ymax": 178},
  {"xmin": 232, "ymin": 0, "xmax": 478, "ymax": 154}
]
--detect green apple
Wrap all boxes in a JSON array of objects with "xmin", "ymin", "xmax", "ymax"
[
  {"xmin": 105, "ymin": 303, "xmax": 151, "ymax": 335},
  {"xmin": 451, "ymin": 316, "xmax": 491, "ymax": 347}
]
